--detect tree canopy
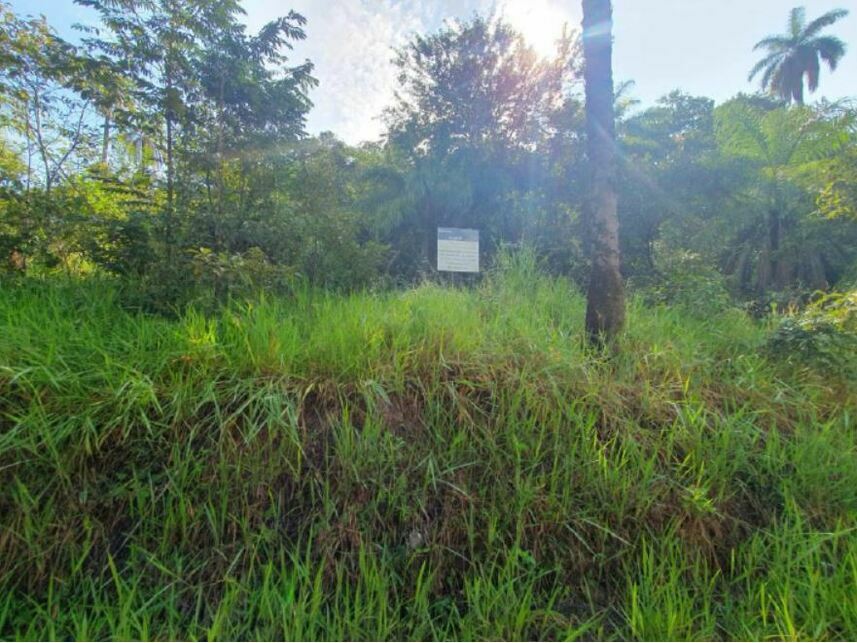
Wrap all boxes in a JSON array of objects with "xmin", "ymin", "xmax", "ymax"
[{"xmin": 0, "ymin": 1, "xmax": 854, "ymax": 312}]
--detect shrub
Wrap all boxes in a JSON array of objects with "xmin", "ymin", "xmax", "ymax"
[
  {"xmin": 765, "ymin": 289, "xmax": 857, "ymax": 376},
  {"xmin": 189, "ymin": 246, "xmax": 296, "ymax": 302},
  {"xmin": 634, "ymin": 251, "xmax": 733, "ymax": 316}
]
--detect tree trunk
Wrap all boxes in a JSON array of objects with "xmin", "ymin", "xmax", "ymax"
[
  {"xmin": 805, "ymin": 252, "xmax": 828, "ymax": 291},
  {"xmin": 757, "ymin": 249, "xmax": 772, "ymax": 293},
  {"xmin": 101, "ymin": 112, "xmax": 111, "ymax": 166},
  {"xmin": 766, "ymin": 206, "xmax": 781, "ymax": 290},
  {"xmin": 582, "ymin": 0, "xmax": 625, "ymax": 343},
  {"xmin": 165, "ymin": 66, "xmax": 176, "ymax": 265},
  {"xmin": 166, "ymin": 112, "xmax": 174, "ymax": 255},
  {"xmin": 32, "ymin": 88, "xmax": 52, "ymax": 195}
]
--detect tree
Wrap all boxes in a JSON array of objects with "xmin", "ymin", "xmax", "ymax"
[
  {"xmin": 715, "ymin": 98, "xmax": 856, "ymax": 292},
  {"xmin": 749, "ymin": 6, "xmax": 849, "ymax": 105},
  {"xmin": 582, "ymin": 0, "xmax": 624, "ymax": 343},
  {"xmin": 0, "ymin": 3, "xmax": 109, "ymax": 271},
  {"xmin": 190, "ymin": 9, "xmax": 315, "ymax": 252},
  {"xmin": 77, "ymin": 0, "xmax": 219, "ymax": 260},
  {"xmin": 384, "ymin": 16, "xmax": 579, "ymax": 277},
  {"xmin": 387, "ymin": 16, "xmax": 572, "ymax": 155},
  {"xmin": 811, "ymin": 104, "xmax": 857, "ymax": 222},
  {"xmin": 0, "ymin": 5, "xmax": 100, "ymax": 195},
  {"xmin": 619, "ymin": 91, "xmax": 718, "ymax": 275},
  {"xmin": 76, "ymin": 0, "xmax": 315, "ymax": 271}
]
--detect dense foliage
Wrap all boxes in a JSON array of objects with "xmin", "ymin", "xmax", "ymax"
[
  {"xmin": 2, "ymin": 2, "xmax": 855, "ymax": 311},
  {"xmin": 0, "ymin": 3, "xmax": 852, "ymax": 300}
]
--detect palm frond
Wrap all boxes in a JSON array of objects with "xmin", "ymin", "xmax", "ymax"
[
  {"xmin": 759, "ymin": 55, "xmax": 783, "ymax": 91},
  {"xmin": 752, "ymin": 35, "xmax": 792, "ymax": 52},
  {"xmin": 748, "ymin": 52, "xmax": 783, "ymax": 81},
  {"xmin": 802, "ymin": 8, "xmax": 849, "ymax": 39},
  {"xmin": 716, "ymin": 101, "xmax": 769, "ymax": 161},
  {"xmin": 813, "ymin": 36, "xmax": 847, "ymax": 69},
  {"xmin": 801, "ymin": 47, "xmax": 821, "ymax": 92},
  {"xmin": 767, "ymin": 61, "xmax": 794, "ymax": 102},
  {"xmin": 789, "ymin": 6, "xmax": 807, "ymax": 38}
]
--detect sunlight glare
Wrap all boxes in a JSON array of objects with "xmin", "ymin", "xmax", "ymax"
[{"xmin": 497, "ymin": 0, "xmax": 577, "ymax": 58}]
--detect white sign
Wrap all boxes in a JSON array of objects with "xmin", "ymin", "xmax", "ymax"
[{"xmin": 437, "ymin": 228, "xmax": 479, "ymax": 273}]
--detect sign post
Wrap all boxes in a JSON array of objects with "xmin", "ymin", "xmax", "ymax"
[{"xmin": 437, "ymin": 227, "xmax": 479, "ymax": 273}]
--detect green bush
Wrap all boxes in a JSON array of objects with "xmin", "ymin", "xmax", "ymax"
[
  {"xmin": 189, "ymin": 246, "xmax": 297, "ymax": 302},
  {"xmin": 765, "ymin": 290, "xmax": 857, "ymax": 377},
  {"xmin": 634, "ymin": 251, "xmax": 734, "ymax": 316}
]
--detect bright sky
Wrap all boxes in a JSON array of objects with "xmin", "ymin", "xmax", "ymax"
[{"xmin": 13, "ymin": 0, "xmax": 857, "ymax": 143}]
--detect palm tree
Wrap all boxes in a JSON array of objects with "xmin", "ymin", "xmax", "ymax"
[
  {"xmin": 582, "ymin": 0, "xmax": 624, "ymax": 343},
  {"xmin": 749, "ymin": 6, "xmax": 849, "ymax": 105},
  {"xmin": 716, "ymin": 100, "xmax": 851, "ymax": 292}
]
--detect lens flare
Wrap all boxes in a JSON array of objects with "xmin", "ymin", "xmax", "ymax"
[{"xmin": 497, "ymin": 0, "xmax": 578, "ymax": 58}]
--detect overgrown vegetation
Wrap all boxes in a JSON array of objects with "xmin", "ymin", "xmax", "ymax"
[
  {"xmin": 1, "ymin": 257, "xmax": 855, "ymax": 639},
  {"xmin": 2, "ymin": 0, "xmax": 857, "ymax": 638},
  {"xmin": 2, "ymin": 2, "xmax": 856, "ymax": 305}
]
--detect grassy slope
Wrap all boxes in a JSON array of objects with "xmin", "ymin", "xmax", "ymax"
[{"xmin": 1, "ymin": 259, "xmax": 855, "ymax": 640}]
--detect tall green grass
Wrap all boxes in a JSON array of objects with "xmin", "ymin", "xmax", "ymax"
[{"xmin": 1, "ymin": 255, "xmax": 855, "ymax": 640}]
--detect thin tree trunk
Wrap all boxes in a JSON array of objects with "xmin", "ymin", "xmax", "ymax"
[
  {"xmin": 135, "ymin": 135, "xmax": 144, "ymax": 169},
  {"xmin": 24, "ymin": 108, "xmax": 33, "ymax": 195},
  {"xmin": 806, "ymin": 252, "xmax": 828, "ymax": 291},
  {"xmin": 733, "ymin": 245, "xmax": 753, "ymax": 293},
  {"xmin": 32, "ymin": 88, "xmax": 52, "ymax": 195},
  {"xmin": 166, "ymin": 116, "xmax": 174, "ymax": 239},
  {"xmin": 101, "ymin": 112, "xmax": 111, "ymax": 166},
  {"xmin": 165, "ymin": 72, "xmax": 175, "ymax": 264},
  {"xmin": 767, "ymin": 206, "xmax": 781, "ymax": 290},
  {"xmin": 422, "ymin": 176, "xmax": 435, "ymax": 270},
  {"xmin": 582, "ymin": 0, "xmax": 625, "ymax": 343},
  {"xmin": 211, "ymin": 76, "xmax": 227, "ymax": 251},
  {"xmin": 757, "ymin": 249, "xmax": 771, "ymax": 293}
]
